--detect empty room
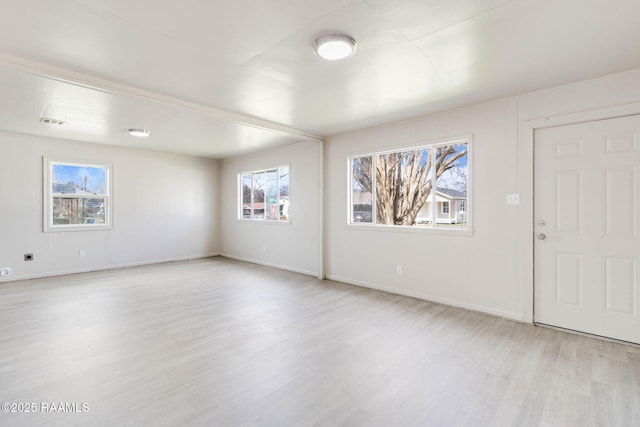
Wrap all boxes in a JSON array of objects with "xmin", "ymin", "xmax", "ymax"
[{"xmin": 1, "ymin": 0, "xmax": 640, "ymax": 426}]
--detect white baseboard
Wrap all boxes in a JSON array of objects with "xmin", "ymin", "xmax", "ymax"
[
  {"xmin": 0, "ymin": 253, "xmax": 221, "ymax": 283},
  {"xmin": 221, "ymin": 253, "xmax": 318, "ymax": 278},
  {"xmin": 326, "ymin": 274, "xmax": 526, "ymax": 323}
]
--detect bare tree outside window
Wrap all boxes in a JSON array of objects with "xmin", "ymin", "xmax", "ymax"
[
  {"xmin": 351, "ymin": 157, "xmax": 372, "ymax": 223},
  {"xmin": 350, "ymin": 139, "xmax": 469, "ymax": 229}
]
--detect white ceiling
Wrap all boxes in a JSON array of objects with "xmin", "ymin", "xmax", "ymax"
[{"xmin": 0, "ymin": 0, "xmax": 639, "ymax": 158}]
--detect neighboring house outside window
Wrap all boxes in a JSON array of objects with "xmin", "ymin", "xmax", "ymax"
[
  {"xmin": 43, "ymin": 157, "xmax": 113, "ymax": 232},
  {"xmin": 239, "ymin": 165, "xmax": 290, "ymax": 221}
]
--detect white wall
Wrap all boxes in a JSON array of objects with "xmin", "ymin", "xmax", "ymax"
[
  {"xmin": 220, "ymin": 140, "xmax": 322, "ymax": 276},
  {"xmin": 0, "ymin": 133, "xmax": 220, "ymax": 282},
  {"xmin": 4, "ymin": 68, "xmax": 639, "ymax": 322},
  {"xmin": 325, "ymin": 68, "xmax": 640, "ymax": 322}
]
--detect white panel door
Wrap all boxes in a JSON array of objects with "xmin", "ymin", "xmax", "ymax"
[{"xmin": 534, "ymin": 115, "xmax": 640, "ymax": 344}]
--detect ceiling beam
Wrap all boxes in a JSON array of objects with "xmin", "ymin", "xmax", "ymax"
[{"xmin": 0, "ymin": 52, "xmax": 324, "ymax": 143}]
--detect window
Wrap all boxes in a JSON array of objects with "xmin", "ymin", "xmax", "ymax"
[
  {"xmin": 349, "ymin": 137, "xmax": 470, "ymax": 230},
  {"xmin": 239, "ymin": 166, "xmax": 290, "ymax": 221},
  {"xmin": 44, "ymin": 157, "xmax": 113, "ymax": 232},
  {"xmin": 351, "ymin": 156, "xmax": 373, "ymax": 223}
]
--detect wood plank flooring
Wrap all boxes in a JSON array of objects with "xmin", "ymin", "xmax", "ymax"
[{"xmin": 1, "ymin": 257, "xmax": 639, "ymax": 426}]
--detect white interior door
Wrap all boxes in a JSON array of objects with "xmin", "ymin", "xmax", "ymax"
[{"xmin": 534, "ymin": 114, "xmax": 640, "ymax": 344}]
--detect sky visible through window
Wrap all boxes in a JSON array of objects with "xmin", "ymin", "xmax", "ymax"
[
  {"xmin": 438, "ymin": 143, "xmax": 468, "ymax": 193},
  {"xmin": 53, "ymin": 164, "xmax": 106, "ymax": 194}
]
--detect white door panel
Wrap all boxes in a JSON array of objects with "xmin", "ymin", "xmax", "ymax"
[{"xmin": 534, "ymin": 115, "xmax": 640, "ymax": 344}]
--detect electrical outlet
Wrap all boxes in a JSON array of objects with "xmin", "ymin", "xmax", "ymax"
[
  {"xmin": 24, "ymin": 253, "xmax": 34, "ymax": 261},
  {"xmin": 506, "ymin": 194, "xmax": 520, "ymax": 205},
  {"xmin": 0, "ymin": 267, "xmax": 10, "ymax": 277},
  {"xmin": 79, "ymin": 250, "xmax": 86, "ymax": 258}
]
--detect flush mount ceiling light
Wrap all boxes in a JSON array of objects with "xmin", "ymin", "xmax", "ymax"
[
  {"xmin": 313, "ymin": 34, "xmax": 357, "ymax": 61},
  {"xmin": 127, "ymin": 128, "xmax": 151, "ymax": 138}
]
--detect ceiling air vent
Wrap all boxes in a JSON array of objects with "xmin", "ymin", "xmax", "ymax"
[{"xmin": 40, "ymin": 117, "xmax": 67, "ymax": 126}]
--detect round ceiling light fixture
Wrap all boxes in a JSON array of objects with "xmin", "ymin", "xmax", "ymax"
[
  {"xmin": 127, "ymin": 128, "xmax": 151, "ymax": 138},
  {"xmin": 313, "ymin": 34, "xmax": 357, "ymax": 61}
]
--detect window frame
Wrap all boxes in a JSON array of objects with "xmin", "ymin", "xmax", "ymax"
[
  {"xmin": 238, "ymin": 164, "xmax": 291, "ymax": 223},
  {"xmin": 347, "ymin": 135, "xmax": 472, "ymax": 234},
  {"xmin": 43, "ymin": 156, "xmax": 113, "ymax": 232}
]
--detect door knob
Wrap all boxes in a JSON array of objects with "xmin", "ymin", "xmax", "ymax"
[{"xmin": 537, "ymin": 233, "xmax": 546, "ymax": 240}]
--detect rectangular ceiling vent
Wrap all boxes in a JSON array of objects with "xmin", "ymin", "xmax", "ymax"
[{"xmin": 40, "ymin": 117, "xmax": 66, "ymax": 126}]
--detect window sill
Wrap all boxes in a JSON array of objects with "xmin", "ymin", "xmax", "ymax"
[
  {"xmin": 237, "ymin": 219, "xmax": 292, "ymax": 225},
  {"xmin": 345, "ymin": 223, "xmax": 473, "ymax": 236},
  {"xmin": 44, "ymin": 224, "xmax": 113, "ymax": 233}
]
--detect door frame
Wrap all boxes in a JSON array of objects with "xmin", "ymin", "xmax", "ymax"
[{"xmin": 521, "ymin": 102, "xmax": 640, "ymax": 323}]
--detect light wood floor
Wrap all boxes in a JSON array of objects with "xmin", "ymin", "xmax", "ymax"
[{"xmin": 1, "ymin": 257, "xmax": 639, "ymax": 426}]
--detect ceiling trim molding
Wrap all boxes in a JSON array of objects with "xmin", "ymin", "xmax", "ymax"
[{"xmin": 0, "ymin": 52, "xmax": 324, "ymax": 143}]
